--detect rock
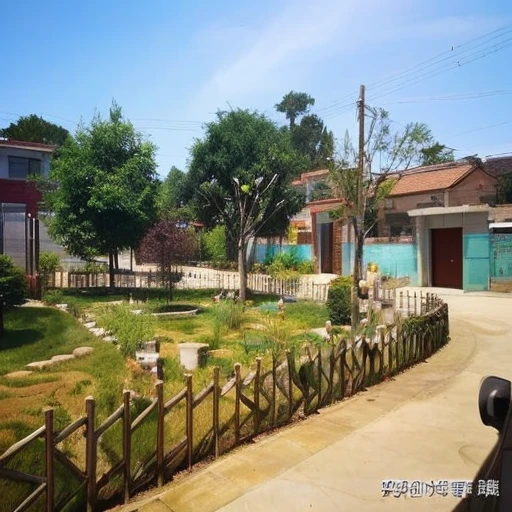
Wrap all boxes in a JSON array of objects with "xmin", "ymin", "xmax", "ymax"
[
  {"xmin": 56, "ymin": 304, "xmax": 68, "ymax": 311},
  {"xmin": 90, "ymin": 328, "xmax": 106, "ymax": 337},
  {"xmin": 84, "ymin": 321, "xmax": 96, "ymax": 329},
  {"xmin": 26, "ymin": 360, "xmax": 55, "ymax": 369},
  {"xmin": 103, "ymin": 336, "xmax": 118, "ymax": 343},
  {"xmin": 131, "ymin": 310, "xmax": 143, "ymax": 315},
  {"xmin": 5, "ymin": 370, "xmax": 34, "ymax": 378},
  {"xmin": 51, "ymin": 354, "xmax": 75, "ymax": 362},
  {"xmin": 73, "ymin": 347, "xmax": 94, "ymax": 357}
]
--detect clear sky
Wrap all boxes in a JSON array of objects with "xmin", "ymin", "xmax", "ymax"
[{"xmin": 2, "ymin": 0, "xmax": 512, "ymax": 178}]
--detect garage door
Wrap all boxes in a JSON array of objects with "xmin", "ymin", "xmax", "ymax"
[{"xmin": 431, "ymin": 228, "xmax": 463, "ymax": 289}]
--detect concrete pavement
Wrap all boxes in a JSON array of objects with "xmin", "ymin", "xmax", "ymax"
[{"xmin": 113, "ymin": 289, "xmax": 512, "ymax": 512}]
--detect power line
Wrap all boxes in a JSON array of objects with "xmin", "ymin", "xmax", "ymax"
[
  {"xmin": 446, "ymin": 120, "xmax": 512, "ymax": 139},
  {"xmin": 381, "ymin": 89, "xmax": 512, "ymax": 105},
  {"xmin": 315, "ymin": 23, "xmax": 512, "ymax": 117}
]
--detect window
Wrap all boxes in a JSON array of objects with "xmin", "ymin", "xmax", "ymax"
[{"xmin": 8, "ymin": 156, "xmax": 41, "ymax": 179}]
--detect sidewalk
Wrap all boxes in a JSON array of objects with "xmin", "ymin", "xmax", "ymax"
[{"xmin": 113, "ymin": 292, "xmax": 512, "ymax": 512}]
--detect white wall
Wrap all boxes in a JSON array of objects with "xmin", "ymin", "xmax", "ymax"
[{"xmin": 0, "ymin": 147, "xmax": 51, "ymax": 179}]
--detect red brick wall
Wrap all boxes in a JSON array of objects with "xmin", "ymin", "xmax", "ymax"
[
  {"xmin": 0, "ymin": 179, "xmax": 41, "ymax": 215},
  {"xmin": 448, "ymin": 169, "xmax": 497, "ymax": 206},
  {"xmin": 333, "ymin": 220, "xmax": 342, "ymax": 274}
]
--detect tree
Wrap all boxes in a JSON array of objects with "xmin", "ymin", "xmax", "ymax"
[
  {"xmin": 136, "ymin": 220, "xmax": 197, "ymax": 302},
  {"xmin": 156, "ymin": 166, "xmax": 188, "ymax": 218},
  {"xmin": 275, "ymin": 91, "xmax": 315, "ymax": 128},
  {"xmin": 187, "ymin": 109, "xmax": 306, "ymax": 301},
  {"xmin": 275, "ymin": 93, "xmax": 334, "ymax": 169},
  {"xmin": 420, "ymin": 142, "xmax": 455, "ymax": 166},
  {"xmin": 497, "ymin": 174, "xmax": 512, "ymax": 204},
  {"xmin": 0, "ymin": 255, "xmax": 28, "ymax": 339},
  {"xmin": 329, "ymin": 107, "xmax": 450, "ymax": 331},
  {"xmin": 40, "ymin": 102, "xmax": 158, "ymax": 287},
  {"xmin": 1, "ymin": 115, "xmax": 69, "ymax": 146},
  {"xmin": 39, "ymin": 251, "xmax": 61, "ymax": 295}
]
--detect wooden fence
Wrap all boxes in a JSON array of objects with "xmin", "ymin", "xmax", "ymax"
[
  {"xmin": 48, "ymin": 271, "xmax": 331, "ymax": 302},
  {"xmin": 0, "ymin": 299, "xmax": 449, "ymax": 512}
]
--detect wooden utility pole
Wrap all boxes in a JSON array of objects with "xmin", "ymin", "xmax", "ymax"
[{"xmin": 351, "ymin": 85, "xmax": 365, "ymax": 334}]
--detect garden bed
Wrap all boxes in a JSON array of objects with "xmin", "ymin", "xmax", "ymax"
[{"xmin": 150, "ymin": 304, "xmax": 201, "ymax": 317}]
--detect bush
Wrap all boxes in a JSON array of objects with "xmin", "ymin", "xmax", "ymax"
[
  {"xmin": 203, "ymin": 226, "xmax": 227, "ymax": 264},
  {"xmin": 66, "ymin": 298, "xmax": 83, "ymax": 320},
  {"xmin": 98, "ymin": 304, "xmax": 155, "ymax": 357},
  {"xmin": 43, "ymin": 289, "xmax": 64, "ymax": 306},
  {"xmin": 297, "ymin": 260, "xmax": 315, "ymax": 274},
  {"xmin": 39, "ymin": 251, "xmax": 61, "ymax": 292},
  {"xmin": 326, "ymin": 276, "xmax": 353, "ymax": 325},
  {"xmin": 210, "ymin": 301, "xmax": 244, "ymax": 349}
]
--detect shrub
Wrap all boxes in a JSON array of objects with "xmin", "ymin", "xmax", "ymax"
[
  {"xmin": 210, "ymin": 301, "xmax": 244, "ymax": 349},
  {"xmin": 66, "ymin": 298, "xmax": 83, "ymax": 319},
  {"xmin": 297, "ymin": 260, "xmax": 315, "ymax": 274},
  {"xmin": 326, "ymin": 276, "xmax": 353, "ymax": 325},
  {"xmin": 98, "ymin": 304, "xmax": 156, "ymax": 357},
  {"xmin": 43, "ymin": 289, "xmax": 64, "ymax": 306},
  {"xmin": 39, "ymin": 251, "xmax": 61, "ymax": 291}
]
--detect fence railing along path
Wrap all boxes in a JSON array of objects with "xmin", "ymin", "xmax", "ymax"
[
  {"xmin": 49, "ymin": 270, "xmax": 331, "ymax": 302},
  {"xmin": 0, "ymin": 296, "xmax": 449, "ymax": 512}
]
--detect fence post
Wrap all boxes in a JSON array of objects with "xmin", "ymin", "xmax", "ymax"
[
  {"xmin": 67, "ymin": 272, "xmax": 71, "ymax": 289},
  {"xmin": 213, "ymin": 368, "xmax": 220, "ymax": 459},
  {"xmin": 286, "ymin": 351, "xmax": 293, "ymax": 420},
  {"xmin": 271, "ymin": 356, "xmax": 277, "ymax": 427},
  {"xmin": 186, "ymin": 374, "xmax": 193, "ymax": 471},
  {"xmin": 123, "ymin": 390, "xmax": 131, "ymax": 503},
  {"xmin": 155, "ymin": 381, "xmax": 164, "ymax": 487},
  {"xmin": 85, "ymin": 397, "xmax": 97, "ymax": 512},
  {"xmin": 317, "ymin": 348, "xmax": 322, "ymax": 410},
  {"xmin": 234, "ymin": 363, "xmax": 241, "ymax": 445},
  {"xmin": 399, "ymin": 291, "xmax": 403, "ymax": 309},
  {"xmin": 254, "ymin": 358, "xmax": 261, "ymax": 436},
  {"xmin": 45, "ymin": 408, "xmax": 54, "ymax": 512}
]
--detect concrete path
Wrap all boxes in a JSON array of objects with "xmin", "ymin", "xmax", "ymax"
[{"xmin": 113, "ymin": 289, "xmax": 512, "ymax": 512}]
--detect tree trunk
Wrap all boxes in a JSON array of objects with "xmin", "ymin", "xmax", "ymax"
[
  {"xmin": 114, "ymin": 249, "xmax": 119, "ymax": 270},
  {"xmin": 238, "ymin": 240, "xmax": 247, "ymax": 303},
  {"xmin": 109, "ymin": 250, "xmax": 115, "ymax": 289},
  {"xmin": 350, "ymin": 221, "xmax": 364, "ymax": 336},
  {"xmin": 0, "ymin": 303, "xmax": 4, "ymax": 339}
]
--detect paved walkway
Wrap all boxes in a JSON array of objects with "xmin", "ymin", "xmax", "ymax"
[{"xmin": 113, "ymin": 288, "xmax": 512, "ymax": 512}]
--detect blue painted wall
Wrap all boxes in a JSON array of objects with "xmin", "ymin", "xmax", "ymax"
[
  {"xmin": 254, "ymin": 244, "xmax": 313, "ymax": 263},
  {"xmin": 490, "ymin": 233, "xmax": 512, "ymax": 279},
  {"xmin": 342, "ymin": 242, "xmax": 418, "ymax": 285},
  {"xmin": 463, "ymin": 234, "xmax": 490, "ymax": 291}
]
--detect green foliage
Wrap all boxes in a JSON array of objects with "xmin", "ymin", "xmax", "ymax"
[
  {"xmin": 262, "ymin": 248, "xmax": 315, "ymax": 279},
  {"xmin": 497, "ymin": 174, "xmax": 512, "ymax": 204},
  {"xmin": 0, "ymin": 255, "xmax": 27, "ymax": 309},
  {"xmin": 39, "ymin": 251, "xmax": 60, "ymax": 274},
  {"xmin": 420, "ymin": 142, "xmax": 455, "ymax": 166},
  {"xmin": 65, "ymin": 297, "xmax": 83, "ymax": 319},
  {"xmin": 210, "ymin": 301, "xmax": 244, "ymax": 349},
  {"xmin": 43, "ymin": 289, "xmax": 64, "ymax": 305},
  {"xmin": 0, "ymin": 114, "xmax": 69, "ymax": 146},
  {"xmin": 283, "ymin": 301, "xmax": 329, "ymax": 329},
  {"xmin": 297, "ymin": 260, "xmax": 315, "ymax": 274},
  {"xmin": 157, "ymin": 166, "xmax": 188, "ymax": 218},
  {"xmin": 98, "ymin": 304, "xmax": 156, "ymax": 357},
  {"xmin": 39, "ymin": 101, "xmax": 159, "ymax": 263},
  {"xmin": 203, "ymin": 225, "xmax": 227, "ymax": 264},
  {"xmin": 326, "ymin": 276, "xmax": 353, "ymax": 325},
  {"xmin": 275, "ymin": 91, "xmax": 315, "ymax": 128},
  {"xmin": 185, "ymin": 108, "xmax": 306, "ymax": 241}
]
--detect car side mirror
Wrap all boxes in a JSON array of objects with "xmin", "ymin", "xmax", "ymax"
[{"xmin": 479, "ymin": 376, "xmax": 511, "ymax": 433}]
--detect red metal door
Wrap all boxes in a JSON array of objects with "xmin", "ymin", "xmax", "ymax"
[{"xmin": 431, "ymin": 228, "xmax": 463, "ymax": 289}]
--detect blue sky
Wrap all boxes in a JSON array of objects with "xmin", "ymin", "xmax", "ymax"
[{"xmin": 2, "ymin": 0, "xmax": 512, "ymax": 178}]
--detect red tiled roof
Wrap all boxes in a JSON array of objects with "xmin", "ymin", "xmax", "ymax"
[
  {"xmin": 291, "ymin": 169, "xmax": 329, "ymax": 186},
  {"xmin": 0, "ymin": 139, "xmax": 56, "ymax": 152},
  {"xmin": 308, "ymin": 197, "xmax": 344, "ymax": 213},
  {"xmin": 389, "ymin": 164, "xmax": 475, "ymax": 196}
]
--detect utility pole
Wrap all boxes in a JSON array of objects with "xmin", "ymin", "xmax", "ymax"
[{"xmin": 351, "ymin": 85, "xmax": 365, "ymax": 334}]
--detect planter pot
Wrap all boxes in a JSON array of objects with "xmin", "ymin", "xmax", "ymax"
[{"xmin": 178, "ymin": 343, "xmax": 209, "ymax": 371}]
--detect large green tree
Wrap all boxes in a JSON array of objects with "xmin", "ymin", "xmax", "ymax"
[
  {"xmin": 276, "ymin": 92, "xmax": 334, "ymax": 170},
  {"xmin": 1, "ymin": 114, "xmax": 69, "ymax": 146},
  {"xmin": 0, "ymin": 256, "xmax": 28, "ymax": 339},
  {"xmin": 41, "ymin": 102, "xmax": 158, "ymax": 287},
  {"xmin": 329, "ymin": 107, "xmax": 453, "ymax": 331},
  {"xmin": 187, "ymin": 109, "xmax": 306, "ymax": 301}
]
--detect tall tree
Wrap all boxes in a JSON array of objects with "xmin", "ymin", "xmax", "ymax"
[
  {"xmin": 156, "ymin": 166, "xmax": 187, "ymax": 218},
  {"xmin": 40, "ymin": 102, "xmax": 158, "ymax": 287},
  {"xmin": 187, "ymin": 109, "xmax": 306, "ymax": 301},
  {"xmin": 329, "ymin": 107, "xmax": 450, "ymax": 330},
  {"xmin": 275, "ymin": 91, "xmax": 315, "ymax": 128},
  {"xmin": 1, "ymin": 115, "xmax": 69, "ymax": 146},
  {"xmin": 420, "ymin": 142, "xmax": 455, "ymax": 166},
  {"xmin": 0, "ymin": 255, "xmax": 28, "ymax": 339}
]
